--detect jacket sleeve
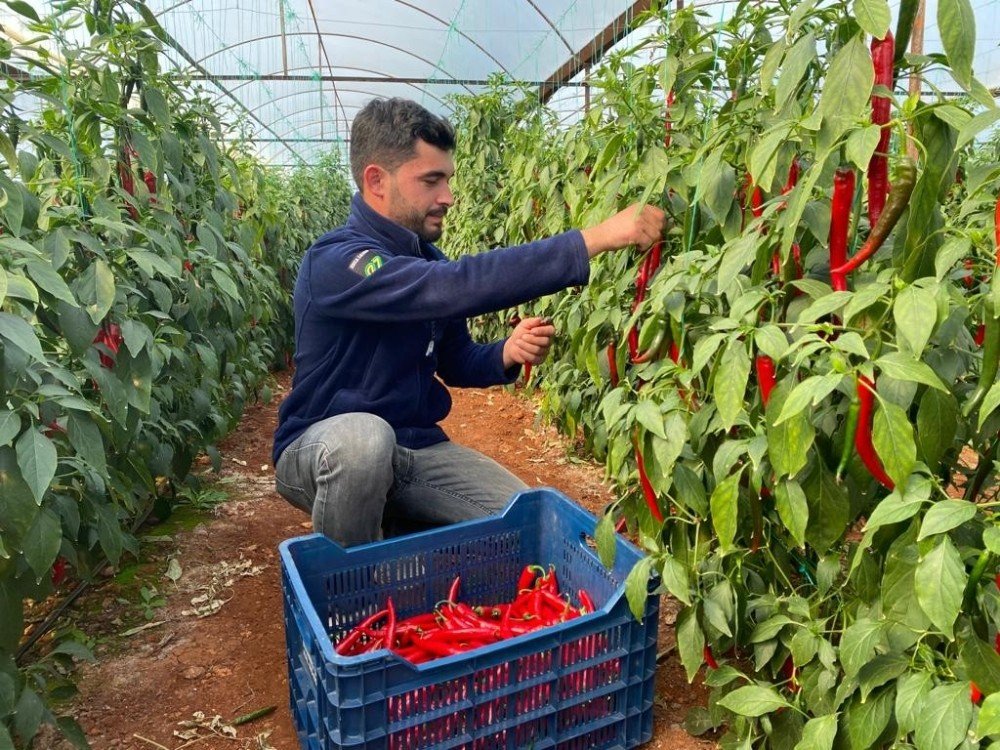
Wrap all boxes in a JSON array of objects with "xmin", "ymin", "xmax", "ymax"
[
  {"xmin": 436, "ymin": 319, "xmax": 518, "ymax": 388},
  {"xmin": 306, "ymin": 231, "xmax": 589, "ymax": 323}
]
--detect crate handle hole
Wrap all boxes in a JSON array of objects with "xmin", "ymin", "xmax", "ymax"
[{"xmin": 579, "ymin": 531, "xmax": 598, "ymax": 551}]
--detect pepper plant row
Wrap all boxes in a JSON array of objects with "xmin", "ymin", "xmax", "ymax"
[
  {"xmin": 0, "ymin": 2, "xmax": 351, "ymax": 747},
  {"xmin": 448, "ymin": 0, "xmax": 1000, "ymax": 747}
]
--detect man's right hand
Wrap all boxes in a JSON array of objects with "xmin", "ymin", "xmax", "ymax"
[{"xmin": 580, "ymin": 203, "xmax": 667, "ymax": 258}]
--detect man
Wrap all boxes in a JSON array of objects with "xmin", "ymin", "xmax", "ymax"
[{"xmin": 273, "ymin": 97, "xmax": 665, "ymax": 546}]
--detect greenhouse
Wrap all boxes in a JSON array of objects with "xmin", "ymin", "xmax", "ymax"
[{"xmin": 1, "ymin": 0, "xmax": 999, "ymax": 748}]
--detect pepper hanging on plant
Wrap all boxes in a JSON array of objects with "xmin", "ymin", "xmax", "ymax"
[
  {"xmin": 832, "ymin": 157, "xmax": 917, "ymax": 276},
  {"xmin": 755, "ymin": 355, "xmax": 777, "ymax": 407},
  {"xmin": 632, "ymin": 431, "xmax": 665, "ymax": 523},
  {"xmin": 829, "ymin": 166, "xmax": 856, "ymax": 292},
  {"xmin": 855, "ymin": 375, "xmax": 895, "ymax": 491},
  {"xmin": 868, "ymin": 31, "xmax": 895, "ymax": 228}
]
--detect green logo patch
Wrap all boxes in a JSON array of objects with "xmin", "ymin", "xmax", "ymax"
[{"xmin": 363, "ymin": 255, "xmax": 384, "ymax": 276}]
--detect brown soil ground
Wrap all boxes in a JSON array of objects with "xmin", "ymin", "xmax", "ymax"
[{"xmin": 35, "ymin": 372, "xmax": 714, "ymax": 750}]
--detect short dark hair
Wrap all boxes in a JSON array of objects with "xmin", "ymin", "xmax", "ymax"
[{"xmin": 350, "ymin": 98, "xmax": 456, "ymax": 189}]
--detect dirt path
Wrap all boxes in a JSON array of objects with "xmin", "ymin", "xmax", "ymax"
[{"xmin": 44, "ymin": 373, "xmax": 712, "ymax": 750}]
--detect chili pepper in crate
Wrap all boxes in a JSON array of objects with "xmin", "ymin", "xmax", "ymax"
[
  {"xmin": 868, "ymin": 31, "xmax": 895, "ymax": 228},
  {"xmin": 829, "ymin": 166, "xmax": 856, "ymax": 292},
  {"xmin": 856, "ymin": 375, "xmax": 895, "ymax": 491},
  {"xmin": 833, "ymin": 158, "xmax": 917, "ymax": 276}
]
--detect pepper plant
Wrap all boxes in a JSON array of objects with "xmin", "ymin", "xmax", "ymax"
[
  {"xmin": 0, "ymin": 1, "xmax": 350, "ymax": 746},
  {"xmin": 447, "ymin": 0, "xmax": 1000, "ymax": 746}
]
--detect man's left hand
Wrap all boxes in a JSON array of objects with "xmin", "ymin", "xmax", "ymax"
[{"xmin": 502, "ymin": 317, "xmax": 556, "ymax": 370}]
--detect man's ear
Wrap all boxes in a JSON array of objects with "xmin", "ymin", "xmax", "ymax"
[{"xmin": 362, "ymin": 164, "xmax": 388, "ymax": 199}]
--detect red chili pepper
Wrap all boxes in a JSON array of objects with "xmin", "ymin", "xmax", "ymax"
[
  {"xmin": 183, "ymin": 260, "xmax": 194, "ymax": 273},
  {"xmin": 607, "ymin": 342, "xmax": 619, "ymax": 387},
  {"xmin": 578, "ymin": 589, "xmax": 596, "ymax": 613},
  {"xmin": 750, "ymin": 185, "xmax": 764, "ymax": 218},
  {"xmin": 448, "ymin": 575, "xmax": 461, "ymax": 604},
  {"xmin": 833, "ymin": 158, "xmax": 917, "ymax": 276},
  {"xmin": 972, "ymin": 682, "xmax": 983, "ymax": 704},
  {"xmin": 755, "ymin": 355, "xmax": 777, "ymax": 407},
  {"xmin": 336, "ymin": 607, "xmax": 390, "ymax": 655},
  {"xmin": 94, "ymin": 321, "xmax": 123, "ymax": 369},
  {"xmin": 868, "ymin": 31, "xmax": 895, "ymax": 228},
  {"xmin": 782, "ymin": 158, "xmax": 799, "ymax": 195},
  {"xmin": 995, "ymin": 194, "xmax": 1000, "ymax": 266},
  {"xmin": 142, "ymin": 169, "xmax": 157, "ymax": 197},
  {"xmin": 976, "ymin": 324, "xmax": 987, "ymax": 347},
  {"xmin": 517, "ymin": 565, "xmax": 538, "ymax": 592},
  {"xmin": 855, "ymin": 375, "xmax": 894, "ymax": 491},
  {"xmin": 995, "ymin": 632, "xmax": 1000, "ymax": 653},
  {"xmin": 51, "ymin": 557, "xmax": 68, "ymax": 587},
  {"xmin": 829, "ymin": 166, "xmax": 856, "ymax": 292},
  {"xmin": 633, "ymin": 432, "xmax": 665, "ymax": 522},
  {"xmin": 703, "ymin": 645, "xmax": 719, "ymax": 670},
  {"xmin": 781, "ymin": 657, "xmax": 800, "ymax": 693},
  {"xmin": 385, "ymin": 596, "xmax": 397, "ymax": 649}
]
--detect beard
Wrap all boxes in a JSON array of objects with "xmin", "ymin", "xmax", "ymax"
[{"xmin": 388, "ymin": 185, "xmax": 447, "ymax": 242}]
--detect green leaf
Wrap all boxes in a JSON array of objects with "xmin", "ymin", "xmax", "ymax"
[
  {"xmin": 893, "ymin": 284, "xmax": 938, "ymax": 357},
  {"xmin": 845, "ymin": 124, "xmax": 882, "ymax": 171},
  {"xmin": 914, "ymin": 682, "xmax": 973, "ymax": 750},
  {"xmin": 5, "ymin": 1, "xmax": 40, "ymax": 22},
  {"xmin": 775, "ymin": 479, "xmax": 808, "ymax": 548},
  {"xmin": 896, "ymin": 671, "xmax": 934, "ymax": 734},
  {"xmin": 794, "ymin": 714, "xmax": 838, "ymax": 750},
  {"xmin": 714, "ymin": 339, "xmax": 750, "ymax": 430},
  {"xmin": 625, "ymin": 555, "xmax": 654, "ymax": 620},
  {"xmin": 755, "ymin": 325, "xmax": 788, "ymax": 362},
  {"xmin": 961, "ymin": 635, "xmax": 1000, "ymax": 696},
  {"xmin": 661, "ymin": 554, "xmax": 691, "ymax": 606},
  {"xmin": 816, "ymin": 34, "xmax": 875, "ymax": 145},
  {"xmin": 750, "ymin": 124, "xmax": 794, "ymax": 192},
  {"xmin": 844, "ymin": 686, "xmax": 894, "ymax": 750},
  {"xmin": 711, "ymin": 471, "xmax": 742, "ymax": 553},
  {"xmin": 717, "ymin": 685, "xmax": 790, "ymax": 717},
  {"xmin": 853, "ymin": 0, "xmax": 891, "ymax": 37},
  {"xmin": 0, "ymin": 409, "xmax": 19, "ymax": 447},
  {"xmin": 977, "ymin": 692, "xmax": 1000, "ymax": 738},
  {"xmin": 749, "ymin": 615, "xmax": 794, "ymax": 644},
  {"xmin": 957, "ymin": 109, "xmax": 1000, "ymax": 151},
  {"xmin": 143, "ymin": 86, "xmax": 171, "ymax": 129},
  {"xmin": 937, "ymin": 0, "xmax": 976, "ymax": 90},
  {"xmin": 23, "ymin": 258, "xmax": 76, "ymax": 305},
  {"xmin": 80, "ymin": 259, "xmax": 116, "ymax": 325},
  {"xmin": 13, "ymin": 686, "xmax": 44, "ymax": 745},
  {"xmin": 22, "ymin": 507, "xmax": 61, "ymax": 583},
  {"xmin": 767, "ymin": 380, "xmax": 816, "ymax": 479},
  {"xmin": 873, "ymin": 401, "xmax": 916, "ymax": 488},
  {"xmin": 675, "ymin": 606, "xmax": 705, "ymax": 683},
  {"xmin": 876, "ymin": 352, "xmax": 948, "ymax": 391},
  {"xmin": 914, "ymin": 535, "xmax": 966, "ymax": 639},
  {"xmin": 857, "ymin": 654, "xmax": 908, "ymax": 702},
  {"xmin": 15, "ymin": 428, "xmax": 56, "ymax": 505},
  {"xmin": 594, "ymin": 510, "xmax": 617, "ymax": 569},
  {"xmin": 917, "ymin": 388, "xmax": 958, "ymax": 469},
  {"xmin": 865, "ymin": 491, "xmax": 924, "ymax": 533},
  {"xmin": 635, "ymin": 399, "xmax": 666, "ymax": 439},
  {"xmin": 802, "ymin": 463, "xmax": 850, "ymax": 552},
  {"xmin": 984, "ymin": 526, "xmax": 1000, "ymax": 556},
  {"xmin": 840, "ymin": 618, "xmax": 884, "ymax": 678},
  {"xmin": 775, "ymin": 33, "xmax": 817, "ymax": 113},
  {"xmin": 978, "ymin": 381, "xmax": 1000, "ymax": 430},
  {"xmin": 0, "ymin": 312, "xmax": 44, "ymax": 361},
  {"xmin": 918, "ymin": 500, "xmax": 977, "ymax": 540},
  {"xmin": 774, "ymin": 374, "xmax": 842, "ymax": 426}
]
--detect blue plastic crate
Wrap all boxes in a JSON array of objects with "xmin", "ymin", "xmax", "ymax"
[{"xmin": 279, "ymin": 487, "xmax": 660, "ymax": 750}]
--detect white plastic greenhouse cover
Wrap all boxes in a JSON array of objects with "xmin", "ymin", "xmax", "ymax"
[{"xmin": 3, "ymin": 1, "xmax": 998, "ymax": 167}]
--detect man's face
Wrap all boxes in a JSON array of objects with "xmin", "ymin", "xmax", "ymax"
[{"xmin": 383, "ymin": 140, "xmax": 455, "ymax": 242}]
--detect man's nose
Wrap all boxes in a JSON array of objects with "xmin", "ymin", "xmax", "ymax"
[{"xmin": 439, "ymin": 183, "xmax": 454, "ymax": 207}]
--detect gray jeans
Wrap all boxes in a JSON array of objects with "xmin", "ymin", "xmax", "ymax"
[{"xmin": 274, "ymin": 413, "xmax": 528, "ymax": 546}]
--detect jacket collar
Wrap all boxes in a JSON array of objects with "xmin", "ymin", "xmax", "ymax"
[{"xmin": 346, "ymin": 192, "xmax": 426, "ymax": 258}]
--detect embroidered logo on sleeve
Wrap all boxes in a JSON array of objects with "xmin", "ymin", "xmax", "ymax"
[{"xmin": 347, "ymin": 249, "xmax": 384, "ymax": 277}]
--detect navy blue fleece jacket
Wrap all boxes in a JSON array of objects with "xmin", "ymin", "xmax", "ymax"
[{"xmin": 272, "ymin": 193, "xmax": 591, "ymax": 463}]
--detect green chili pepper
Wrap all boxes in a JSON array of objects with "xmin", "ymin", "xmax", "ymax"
[{"xmin": 836, "ymin": 400, "xmax": 861, "ymax": 483}]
